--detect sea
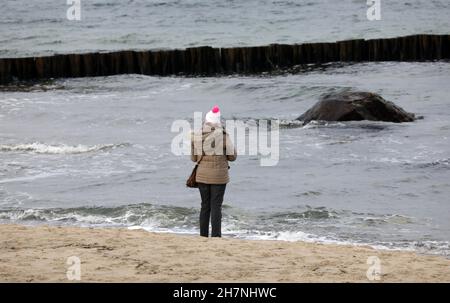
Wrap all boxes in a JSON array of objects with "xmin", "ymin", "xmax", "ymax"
[{"xmin": 0, "ymin": 0, "xmax": 449, "ymax": 256}]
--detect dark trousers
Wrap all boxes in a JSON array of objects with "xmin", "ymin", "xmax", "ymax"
[{"xmin": 198, "ymin": 183, "xmax": 226, "ymax": 237}]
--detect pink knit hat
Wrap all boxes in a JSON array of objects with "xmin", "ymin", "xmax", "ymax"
[{"xmin": 205, "ymin": 105, "xmax": 221, "ymax": 125}]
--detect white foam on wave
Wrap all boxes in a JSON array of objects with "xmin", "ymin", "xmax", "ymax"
[
  {"xmin": 1, "ymin": 207, "xmax": 448, "ymax": 256},
  {"xmin": 0, "ymin": 172, "xmax": 63, "ymax": 184},
  {"xmin": 0, "ymin": 142, "xmax": 129, "ymax": 154}
]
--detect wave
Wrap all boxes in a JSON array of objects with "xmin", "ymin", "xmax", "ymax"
[
  {"xmin": 278, "ymin": 119, "xmax": 304, "ymax": 129},
  {"xmin": 0, "ymin": 203, "xmax": 447, "ymax": 256},
  {"xmin": 400, "ymin": 158, "xmax": 450, "ymax": 171},
  {"xmin": 277, "ymin": 119, "xmax": 395, "ymax": 131},
  {"xmin": 300, "ymin": 120, "xmax": 392, "ymax": 130},
  {"xmin": 416, "ymin": 158, "xmax": 450, "ymax": 169},
  {"xmin": 0, "ymin": 142, "xmax": 130, "ymax": 154},
  {"xmin": 0, "ymin": 204, "xmax": 378, "ymax": 228}
]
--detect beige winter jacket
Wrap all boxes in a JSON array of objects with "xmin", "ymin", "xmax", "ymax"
[{"xmin": 191, "ymin": 124, "xmax": 237, "ymax": 184}]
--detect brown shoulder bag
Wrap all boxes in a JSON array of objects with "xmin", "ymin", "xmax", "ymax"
[{"xmin": 186, "ymin": 155, "xmax": 203, "ymax": 188}]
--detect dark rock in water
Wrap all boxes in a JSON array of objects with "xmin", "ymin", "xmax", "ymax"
[{"xmin": 297, "ymin": 91, "xmax": 416, "ymax": 124}]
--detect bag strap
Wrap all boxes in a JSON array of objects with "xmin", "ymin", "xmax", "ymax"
[{"xmin": 195, "ymin": 154, "xmax": 203, "ymax": 166}]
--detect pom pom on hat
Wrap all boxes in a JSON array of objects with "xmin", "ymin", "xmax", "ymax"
[{"xmin": 205, "ymin": 105, "xmax": 221, "ymax": 125}]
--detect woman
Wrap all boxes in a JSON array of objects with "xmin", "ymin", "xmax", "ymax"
[{"xmin": 191, "ymin": 105, "xmax": 237, "ymax": 237}]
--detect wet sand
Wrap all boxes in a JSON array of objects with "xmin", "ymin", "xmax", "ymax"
[{"xmin": 0, "ymin": 224, "xmax": 448, "ymax": 282}]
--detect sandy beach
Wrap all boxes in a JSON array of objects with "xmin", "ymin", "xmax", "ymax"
[{"xmin": 0, "ymin": 224, "xmax": 448, "ymax": 282}]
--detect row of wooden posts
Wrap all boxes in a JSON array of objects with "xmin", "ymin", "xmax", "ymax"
[{"xmin": 0, "ymin": 34, "xmax": 449, "ymax": 84}]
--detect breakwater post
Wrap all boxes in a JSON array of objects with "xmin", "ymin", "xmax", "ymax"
[{"xmin": 0, "ymin": 34, "xmax": 449, "ymax": 84}]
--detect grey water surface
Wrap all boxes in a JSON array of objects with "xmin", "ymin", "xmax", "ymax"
[{"xmin": 1, "ymin": 61, "xmax": 449, "ymax": 255}]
